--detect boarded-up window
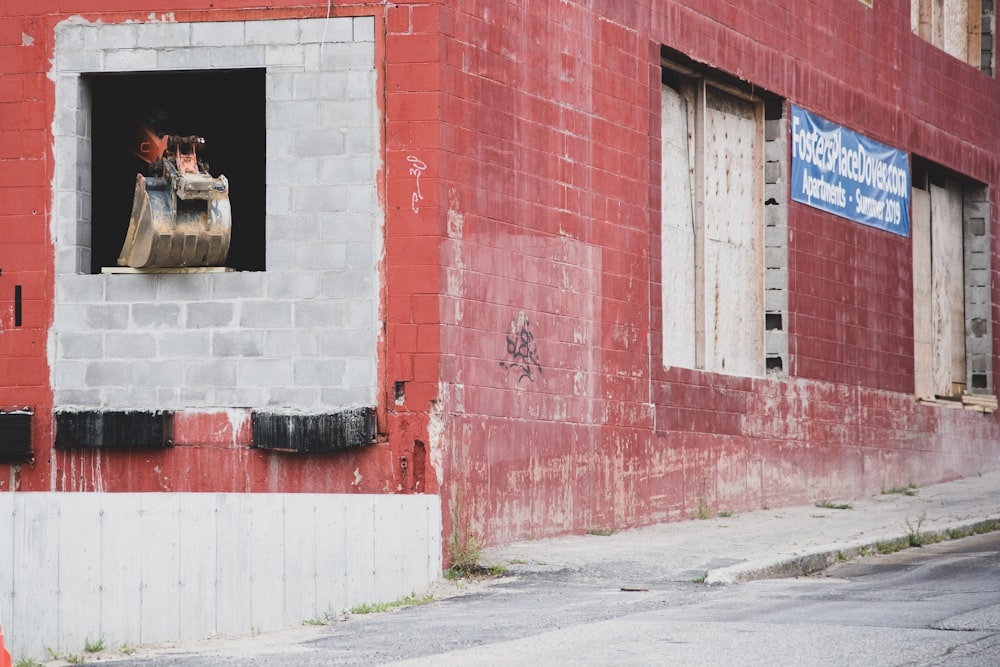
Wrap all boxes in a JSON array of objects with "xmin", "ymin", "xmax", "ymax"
[
  {"xmin": 912, "ymin": 0, "xmax": 993, "ymax": 74},
  {"xmin": 912, "ymin": 164, "xmax": 993, "ymax": 399},
  {"xmin": 661, "ymin": 75, "xmax": 765, "ymax": 376}
]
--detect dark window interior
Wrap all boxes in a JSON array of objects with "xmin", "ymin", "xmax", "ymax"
[{"xmin": 87, "ymin": 69, "xmax": 266, "ymax": 273}]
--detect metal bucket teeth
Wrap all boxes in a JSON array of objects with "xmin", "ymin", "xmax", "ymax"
[{"xmin": 117, "ymin": 172, "xmax": 232, "ymax": 269}]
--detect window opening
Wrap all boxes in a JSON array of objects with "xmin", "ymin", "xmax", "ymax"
[
  {"xmin": 912, "ymin": 0, "xmax": 994, "ymax": 74},
  {"xmin": 660, "ymin": 50, "xmax": 785, "ymax": 377},
  {"xmin": 911, "ymin": 158, "xmax": 994, "ymax": 407},
  {"xmin": 87, "ymin": 69, "xmax": 266, "ymax": 273}
]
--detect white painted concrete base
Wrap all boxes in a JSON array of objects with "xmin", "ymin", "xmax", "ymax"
[{"xmin": 0, "ymin": 492, "xmax": 442, "ymax": 660}]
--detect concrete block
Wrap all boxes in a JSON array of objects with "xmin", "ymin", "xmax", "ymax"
[
  {"xmin": 105, "ymin": 48, "xmax": 158, "ymax": 70},
  {"xmin": 214, "ymin": 387, "xmax": 268, "ymax": 406},
  {"xmin": 319, "ymin": 387, "xmax": 362, "ymax": 407},
  {"xmin": 765, "ymin": 247, "xmax": 785, "ymax": 269},
  {"xmin": 54, "ymin": 360, "xmax": 86, "ymax": 389},
  {"xmin": 156, "ymin": 387, "xmax": 181, "ymax": 407},
  {"xmin": 318, "ymin": 42, "xmax": 375, "ymax": 71},
  {"xmin": 191, "ymin": 21, "xmax": 245, "ymax": 47},
  {"xmin": 765, "ymin": 204, "xmax": 786, "ymax": 228},
  {"xmin": 765, "ymin": 118, "xmax": 787, "ymax": 141},
  {"xmin": 157, "ymin": 275, "xmax": 212, "ymax": 301},
  {"xmin": 353, "ymin": 16, "xmax": 375, "ymax": 42},
  {"xmin": 297, "ymin": 242, "xmax": 347, "ymax": 270},
  {"xmin": 293, "ymin": 300, "xmax": 347, "ymax": 328},
  {"xmin": 265, "ymin": 44, "xmax": 306, "ymax": 67},
  {"xmin": 266, "ymin": 72, "xmax": 295, "ymax": 101},
  {"xmin": 179, "ymin": 386, "xmax": 213, "ymax": 405},
  {"xmin": 158, "ymin": 331, "xmax": 212, "ymax": 358},
  {"xmin": 345, "ymin": 357, "xmax": 375, "ymax": 386},
  {"xmin": 184, "ymin": 360, "xmax": 238, "ymax": 387},
  {"xmin": 346, "ymin": 184, "xmax": 377, "ymax": 213},
  {"xmin": 85, "ymin": 360, "xmax": 131, "ymax": 387},
  {"xmin": 268, "ymin": 213, "xmax": 320, "ymax": 242},
  {"xmin": 157, "ymin": 47, "xmax": 215, "ymax": 70},
  {"xmin": 84, "ymin": 304, "xmax": 130, "ymax": 330},
  {"xmin": 54, "ymin": 389, "xmax": 100, "ymax": 408},
  {"xmin": 238, "ymin": 358, "xmax": 294, "ymax": 387},
  {"xmin": 134, "ymin": 22, "xmax": 192, "ymax": 49},
  {"xmin": 213, "ymin": 330, "xmax": 265, "ymax": 357},
  {"xmin": 106, "ymin": 276, "xmax": 158, "ymax": 302},
  {"xmin": 104, "ymin": 386, "xmax": 158, "ymax": 408},
  {"xmin": 239, "ymin": 301, "xmax": 293, "ymax": 329},
  {"xmin": 319, "ymin": 155, "xmax": 374, "ymax": 184},
  {"xmin": 105, "ymin": 332, "xmax": 158, "ymax": 359},
  {"xmin": 293, "ymin": 72, "xmax": 348, "ymax": 101},
  {"xmin": 57, "ymin": 275, "xmax": 104, "ymax": 303},
  {"xmin": 318, "ymin": 329, "xmax": 374, "ymax": 357},
  {"xmin": 300, "ymin": 17, "xmax": 353, "ymax": 44},
  {"xmin": 345, "ymin": 242, "xmax": 375, "ymax": 268},
  {"xmin": 347, "ymin": 301, "xmax": 376, "ymax": 328},
  {"xmin": 265, "ymin": 386, "xmax": 320, "ymax": 408},
  {"xmin": 56, "ymin": 48, "xmax": 104, "ymax": 73},
  {"xmin": 265, "ymin": 330, "xmax": 320, "ymax": 357},
  {"xmin": 267, "ymin": 158, "xmax": 319, "ymax": 187},
  {"xmin": 267, "ymin": 273, "xmax": 322, "ymax": 300},
  {"xmin": 132, "ymin": 303, "xmax": 182, "ymax": 328},
  {"xmin": 294, "ymin": 185, "xmax": 349, "ymax": 213},
  {"xmin": 212, "ymin": 45, "xmax": 265, "ymax": 68},
  {"xmin": 59, "ymin": 333, "xmax": 104, "ymax": 359},
  {"xmin": 266, "ymin": 186, "xmax": 292, "ymax": 215},
  {"xmin": 266, "ymin": 101, "xmax": 320, "ymax": 130},
  {"xmin": 346, "ymin": 69, "xmax": 375, "ymax": 99},
  {"xmin": 348, "ymin": 126, "xmax": 375, "ymax": 153},
  {"xmin": 246, "ymin": 19, "xmax": 301, "ymax": 45},
  {"xmin": 319, "ymin": 212, "xmax": 377, "ymax": 242},
  {"xmin": 132, "ymin": 360, "xmax": 185, "ymax": 388},
  {"xmin": 764, "ymin": 288, "xmax": 788, "ymax": 312},
  {"xmin": 186, "ymin": 302, "xmax": 236, "ymax": 328},
  {"xmin": 211, "ymin": 272, "xmax": 266, "ymax": 299},
  {"xmin": 293, "ymin": 358, "xmax": 346, "ymax": 385},
  {"xmin": 266, "ymin": 129, "xmax": 295, "ymax": 161},
  {"xmin": 319, "ymin": 100, "xmax": 373, "ymax": 128},
  {"xmin": 265, "ymin": 242, "xmax": 296, "ymax": 269},
  {"xmin": 322, "ymin": 269, "xmax": 375, "ymax": 298},
  {"xmin": 292, "ymin": 130, "xmax": 346, "ymax": 157}
]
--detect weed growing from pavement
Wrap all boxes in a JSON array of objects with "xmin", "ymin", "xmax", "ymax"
[
  {"xmin": 349, "ymin": 593, "xmax": 435, "ymax": 615},
  {"xmin": 692, "ymin": 571, "xmax": 708, "ymax": 584},
  {"xmin": 15, "ymin": 659, "xmax": 45, "ymax": 667},
  {"xmin": 84, "ymin": 636, "xmax": 105, "ymax": 653},
  {"xmin": 585, "ymin": 528, "xmax": 617, "ymax": 536},
  {"xmin": 718, "ymin": 510, "xmax": 733, "ymax": 518},
  {"xmin": 119, "ymin": 643, "xmax": 137, "ymax": 655},
  {"xmin": 883, "ymin": 483, "xmax": 918, "ymax": 496},
  {"xmin": 815, "ymin": 500, "xmax": 853, "ymax": 510}
]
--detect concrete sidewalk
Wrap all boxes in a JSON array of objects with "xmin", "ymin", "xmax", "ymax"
[{"xmin": 482, "ymin": 470, "xmax": 1000, "ymax": 585}]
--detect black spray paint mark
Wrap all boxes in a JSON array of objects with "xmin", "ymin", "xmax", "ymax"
[{"xmin": 499, "ymin": 312, "xmax": 542, "ymax": 383}]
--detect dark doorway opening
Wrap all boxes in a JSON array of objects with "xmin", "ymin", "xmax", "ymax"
[{"xmin": 87, "ymin": 69, "xmax": 266, "ymax": 273}]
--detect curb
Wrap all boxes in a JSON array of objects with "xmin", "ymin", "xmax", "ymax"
[{"xmin": 704, "ymin": 515, "xmax": 1000, "ymax": 585}]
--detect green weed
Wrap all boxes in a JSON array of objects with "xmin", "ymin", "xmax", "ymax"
[
  {"xmin": 350, "ymin": 593, "xmax": 434, "ymax": 615},
  {"xmin": 815, "ymin": 500, "xmax": 853, "ymax": 510},
  {"xmin": 883, "ymin": 483, "xmax": 918, "ymax": 496},
  {"xmin": 84, "ymin": 636, "xmax": 105, "ymax": 653}
]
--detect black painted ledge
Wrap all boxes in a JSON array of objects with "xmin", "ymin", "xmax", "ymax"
[{"xmin": 251, "ymin": 408, "xmax": 376, "ymax": 453}]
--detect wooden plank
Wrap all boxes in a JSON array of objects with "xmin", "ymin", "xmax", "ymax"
[
  {"xmin": 930, "ymin": 181, "xmax": 965, "ymax": 396},
  {"xmin": 912, "ymin": 188, "xmax": 934, "ymax": 398},
  {"xmin": 660, "ymin": 83, "xmax": 698, "ymax": 369},
  {"xmin": 101, "ymin": 266, "xmax": 232, "ymax": 274}
]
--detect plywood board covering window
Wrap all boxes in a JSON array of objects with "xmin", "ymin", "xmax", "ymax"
[
  {"xmin": 912, "ymin": 175, "xmax": 983, "ymax": 399},
  {"xmin": 912, "ymin": 0, "xmax": 986, "ymax": 70},
  {"xmin": 661, "ymin": 78, "xmax": 764, "ymax": 377}
]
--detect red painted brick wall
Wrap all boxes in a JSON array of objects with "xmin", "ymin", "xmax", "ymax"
[
  {"xmin": 2, "ymin": 0, "xmax": 999, "ymax": 554},
  {"xmin": 433, "ymin": 0, "xmax": 1000, "ymax": 546}
]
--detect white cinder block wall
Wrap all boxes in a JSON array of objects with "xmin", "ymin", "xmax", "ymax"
[
  {"xmin": 0, "ymin": 493, "xmax": 442, "ymax": 661},
  {"xmin": 50, "ymin": 17, "xmax": 380, "ymax": 412}
]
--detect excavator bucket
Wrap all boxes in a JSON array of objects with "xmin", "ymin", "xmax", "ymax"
[{"xmin": 118, "ymin": 135, "xmax": 232, "ymax": 269}]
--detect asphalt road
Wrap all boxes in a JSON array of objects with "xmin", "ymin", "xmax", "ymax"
[{"xmin": 83, "ymin": 531, "xmax": 1000, "ymax": 666}]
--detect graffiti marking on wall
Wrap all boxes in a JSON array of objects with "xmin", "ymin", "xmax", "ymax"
[
  {"xmin": 407, "ymin": 155, "xmax": 427, "ymax": 213},
  {"xmin": 499, "ymin": 311, "xmax": 542, "ymax": 384}
]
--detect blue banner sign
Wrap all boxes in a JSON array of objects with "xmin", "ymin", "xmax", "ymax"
[{"xmin": 791, "ymin": 105, "xmax": 910, "ymax": 236}]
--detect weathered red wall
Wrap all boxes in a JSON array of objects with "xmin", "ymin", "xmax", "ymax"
[
  {"xmin": 2, "ymin": 0, "xmax": 999, "ymax": 553},
  {"xmin": 434, "ymin": 0, "xmax": 1000, "ymax": 546}
]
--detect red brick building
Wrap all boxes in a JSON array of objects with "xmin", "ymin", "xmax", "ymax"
[{"xmin": 1, "ymin": 0, "xmax": 1000, "ymax": 654}]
